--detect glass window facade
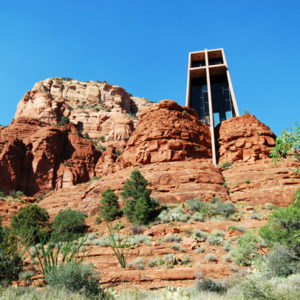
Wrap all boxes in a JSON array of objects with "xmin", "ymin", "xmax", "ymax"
[
  {"xmin": 190, "ymin": 78, "xmax": 210, "ymax": 125},
  {"xmin": 210, "ymin": 74, "xmax": 235, "ymax": 123}
]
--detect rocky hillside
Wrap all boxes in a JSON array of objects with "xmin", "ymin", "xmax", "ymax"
[
  {"xmin": 0, "ymin": 78, "xmax": 299, "ymax": 290},
  {"xmin": 0, "ymin": 78, "xmax": 299, "ymax": 202}
]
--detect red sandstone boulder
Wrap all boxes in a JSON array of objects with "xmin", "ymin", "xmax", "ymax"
[
  {"xmin": 217, "ymin": 115, "xmax": 276, "ymax": 163},
  {"xmin": 118, "ymin": 100, "xmax": 212, "ymax": 167}
]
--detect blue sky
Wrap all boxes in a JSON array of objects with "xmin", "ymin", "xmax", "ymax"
[{"xmin": 0, "ymin": 0, "xmax": 299, "ymax": 135}]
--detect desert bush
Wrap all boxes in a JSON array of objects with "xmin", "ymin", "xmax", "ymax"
[
  {"xmin": 0, "ymin": 252, "xmax": 22, "ymax": 285},
  {"xmin": 186, "ymin": 198, "xmax": 236, "ymax": 220},
  {"xmin": 207, "ymin": 231, "xmax": 225, "ymax": 245},
  {"xmin": 194, "ymin": 246, "xmax": 205, "ymax": 254},
  {"xmin": 130, "ymin": 224, "xmax": 145, "ymax": 235},
  {"xmin": 19, "ymin": 270, "xmax": 35, "ymax": 281},
  {"xmin": 259, "ymin": 204, "xmax": 300, "ymax": 251},
  {"xmin": 249, "ymin": 213, "xmax": 261, "ymax": 220},
  {"xmin": 222, "ymin": 254, "xmax": 232, "ymax": 263},
  {"xmin": 205, "ymin": 253, "xmax": 218, "ymax": 262},
  {"xmin": 231, "ymin": 231, "xmax": 259, "ymax": 266},
  {"xmin": 263, "ymin": 244, "xmax": 300, "ymax": 278},
  {"xmin": 228, "ymin": 225, "xmax": 245, "ymax": 233},
  {"xmin": 157, "ymin": 206, "xmax": 190, "ymax": 223},
  {"xmin": 57, "ymin": 116, "xmax": 70, "ymax": 126},
  {"xmin": 192, "ymin": 229, "xmax": 208, "ymax": 242},
  {"xmin": 163, "ymin": 254, "xmax": 177, "ymax": 267},
  {"xmin": 219, "ymin": 162, "xmax": 232, "ymax": 169},
  {"xmin": 223, "ymin": 241, "xmax": 232, "ymax": 252},
  {"xmin": 191, "ymin": 212, "xmax": 205, "ymax": 222},
  {"xmin": 10, "ymin": 204, "xmax": 50, "ymax": 244},
  {"xmin": 52, "ymin": 208, "xmax": 87, "ymax": 242},
  {"xmin": 196, "ymin": 277, "xmax": 227, "ymax": 293},
  {"xmin": 148, "ymin": 257, "xmax": 164, "ymax": 268},
  {"xmin": 181, "ymin": 255, "xmax": 192, "ymax": 265},
  {"xmin": 186, "ymin": 198, "xmax": 205, "ymax": 212},
  {"xmin": 99, "ymin": 188, "xmax": 122, "ymax": 222},
  {"xmin": 122, "ymin": 169, "xmax": 158, "ymax": 225},
  {"xmin": 128, "ymin": 257, "xmax": 145, "ymax": 270},
  {"xmin": 164, "ymin": 234, "xmax": 182, "ymax": 243},
  {"xmin": 45, "ymin": 262, "xmax": 104, "ymax": 297},
  {"xmin": 125, "ymin": 234, "xmax": 151, "ymax": 246},
  {"xmin": 171, "ymin": 244, "xmax": 186, "ymax": 252},
  {"xmin": 92, "ymin": 235, "xmax": 110, "ymax": 247}
]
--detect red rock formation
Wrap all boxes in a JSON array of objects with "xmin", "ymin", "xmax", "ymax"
[
  {"xmin": 14, "ymin": 78, "xmax": 151, "ymax": 150},
  {"xmin": 223, "ymin": 158, "xmax": 300, "ymax": 206},
  {"xmin": 0, "ymin": 121, "xmax": 101, "ymax": 195},
  {"xmin": 0, "ymin": 139, "xmax": 27, "ymax": 194},
  {"xmin": 217, "ymin": 115, "xmax": 276, "ymax": 163},
  {"xmin": 39, "ymin": 159, "xmax": 228, "ymax": 217},
  {"xmin": 118, "ymin": 100, "xmax": 212, "ymax": 167}
]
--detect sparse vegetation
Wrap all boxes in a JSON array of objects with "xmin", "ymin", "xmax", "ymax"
[
  {"xmin": 57, "ymin": 116, "xmax": 70, "ymax": 126},
  {"xmin": 219, "ymin": 161, "xmax": 232, "ymax": 169},
  {"xmin": 205, "ymin": 253, "xmax": 218, "ymax": 262}
]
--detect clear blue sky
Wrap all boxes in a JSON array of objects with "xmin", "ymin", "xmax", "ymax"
[{"xmin": 0, "ymin": 0, "xmax": 299, "ymax": 135}]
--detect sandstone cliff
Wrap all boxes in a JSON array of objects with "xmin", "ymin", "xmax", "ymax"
[{"xmin": 14, "ymin": 78, "xmax": 151, "ymax": 149}]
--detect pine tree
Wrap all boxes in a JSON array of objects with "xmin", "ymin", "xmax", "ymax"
[
  {"xmin": 99, "ymin": 188, "xmax": 121, "ymax": 222},
  {"xmin": 122, "ymin": 169, "xmax": 157, "ymax": 224}
]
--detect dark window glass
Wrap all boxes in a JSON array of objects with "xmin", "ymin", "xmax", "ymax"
[
  {"xmin": 208, "ymin": 57, "xmax": 223, "ymax": 65},
  {"xmin": 192, "ymin": 60, "xmax": 206, "ymax": 67}
]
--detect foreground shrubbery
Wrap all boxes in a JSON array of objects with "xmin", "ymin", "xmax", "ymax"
[
  {"xmin": 52, "ymin": 208, "xmax": 87, "ymax": 242},
  {"xmin": 44, "ymin": 263, "xmax": 105, "ymax": 297},
  {"xmin": 10, "ymin": 204, "xmax": 50, "ymax": 244}
]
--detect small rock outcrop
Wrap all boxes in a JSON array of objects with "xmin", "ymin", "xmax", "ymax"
[
  {"xmin": 118, "ymin": 100, "xmax": 212, "ymax": 167},
  {"xmin": 217, "ymin": 115, "xmax": 276, "ymax": 163}
]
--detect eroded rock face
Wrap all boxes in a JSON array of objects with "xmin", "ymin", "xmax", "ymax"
[
  {"xmin": 0, "ymin": 121, "xmax": 101, "ymax": 195},
  {"xmin": 217, "ymin": 115, "xmax": 276, "ymax": 163},
  {"xmin": 14, "ymin": 78, "xmax": 151, "ymax": 150},
  {"xmin": 118, "ymin": 100, "xmax": 212, "ymax": 167}
]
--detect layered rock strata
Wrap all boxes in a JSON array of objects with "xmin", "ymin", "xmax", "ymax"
[{"xmin": 39, "ymin": 159, "xmax": 228, "ymax": 217}]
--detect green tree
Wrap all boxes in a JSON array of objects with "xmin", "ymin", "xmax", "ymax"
[
  {"xmin": 99, "ymin": 188, "xmax": 121, "ymax": 222},
  {"xmin": 10, "ymin": 204, "xmax": 50, "ymax": 244},
  {"xmin": 52, "ymin": 208, "xmax": 87, "ymax": 242},
  {"xmin": 122, "ymin": 169, "xmax": 157, "ymax": 224},
  {"xmin": 259, "ymin": 204, "xmax": 300, "ymax": 252},
  {"xmin": 270, "ymin": 122, "xmax": 300, "ymax": 164}
]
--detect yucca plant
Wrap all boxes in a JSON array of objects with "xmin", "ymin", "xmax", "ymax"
[
  {"xmin": 106, "ymin": 222, "xmax": 130, "ymax": 269},
  {"xmin": 26, "ymin": 236, "xmax": 87, "ymax": 275}
]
